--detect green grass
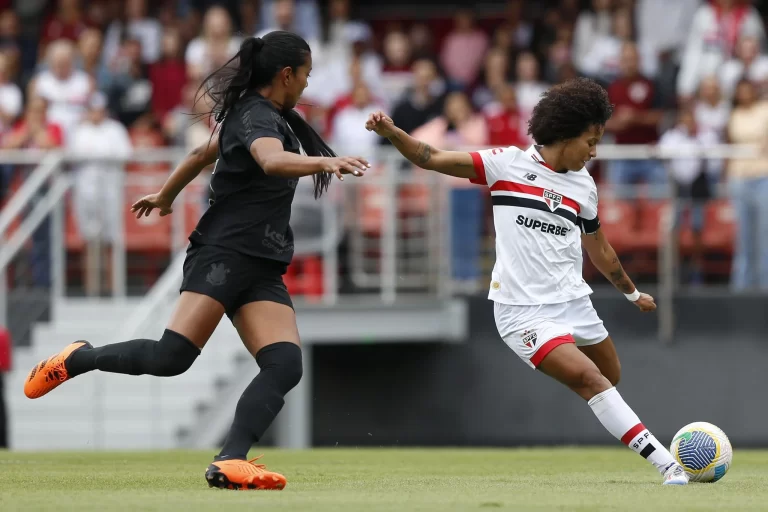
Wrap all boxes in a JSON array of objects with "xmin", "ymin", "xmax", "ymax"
[{"xmin": 1, "ymin": 448, "xmax": 766, "ymax": 511}]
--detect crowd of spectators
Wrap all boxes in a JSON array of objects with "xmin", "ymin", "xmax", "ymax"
[{"xmin": 0, "ymin": 0, "xmax": 767, "ymax": 290}]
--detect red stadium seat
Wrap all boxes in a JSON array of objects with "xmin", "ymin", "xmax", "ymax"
[
  {"xmin": 702, "ymin": 200, "xmax": 735, "ymax": 254},
  {"xmin": 597, "ymin": 198, "xmax": 640, "ymax": 254},
  {"xmin": 124, "ymin": 177, "xmax": 172, "ymax": 252}
]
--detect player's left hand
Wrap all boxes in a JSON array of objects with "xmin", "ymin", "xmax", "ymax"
[{"xmin": 633, "ymin": 292, "xmax": 656, "ymax": 312}]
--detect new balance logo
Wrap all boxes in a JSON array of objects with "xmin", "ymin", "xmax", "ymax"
[{"xmin": 523, "ymin": 173, "xmax": 537, "ymax": 182}]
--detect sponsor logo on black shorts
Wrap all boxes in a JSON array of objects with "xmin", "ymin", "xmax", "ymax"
[{"xmin": 206, "ymin": 263, "xmax": 230, "ymax": 286}]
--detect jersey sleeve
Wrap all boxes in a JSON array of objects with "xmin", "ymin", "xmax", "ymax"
[
  {"xmin": 579, "ymin": 184, "xmax": 601, "ymax": 234},
  {"xmin": 468, "ymin": 147, "xmax": 519, "ymax": 187},
  {"xmin": 237, "ymin": 101, "xmax": 286, "ymax": 150}
]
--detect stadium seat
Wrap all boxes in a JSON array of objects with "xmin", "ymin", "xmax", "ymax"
[
  {"xmin": 596, "ymin": 198, "xmax": 640, "ymax": 254},
  {"xmin": 702, "ymin": 200, "xmax": 735, "ymax": 254}
]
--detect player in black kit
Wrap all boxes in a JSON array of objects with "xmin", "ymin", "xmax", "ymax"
[{"xmin": 23, "ymin": 31, "xmax": 369, "ymax": 490}]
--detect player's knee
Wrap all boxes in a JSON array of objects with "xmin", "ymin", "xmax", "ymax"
[
  {"xmin": 606, "ymin": 362, "xmax": 621, "ymax": 387},
  {"xmin": 575, "ymin": 367, "xmax": 612, "ymax": 398},
  {"xmin": 151, "ymin": 329, "xmax": 200, "ymax": 376},
  {"xmin": 256, "ymin": 342, "xmax": 303, "ymax": 394}
]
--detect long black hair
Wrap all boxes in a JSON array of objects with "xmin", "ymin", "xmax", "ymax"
[{"xmin": 198, "ymin": 31, "xmax": 336, "ymax": 198}]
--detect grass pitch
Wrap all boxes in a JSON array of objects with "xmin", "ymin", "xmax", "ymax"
[{"xmin": 1, "ymin": 448, "xmax": 766, "ymax": 511}]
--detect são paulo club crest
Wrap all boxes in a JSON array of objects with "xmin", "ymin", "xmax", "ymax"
[
  {"xmin": 543, "ymin": 190, "xmax": 563, "ymax": 212},
  {"xmin": 522, "ymin": 330, "xmax": 537, "ymax": 348}
]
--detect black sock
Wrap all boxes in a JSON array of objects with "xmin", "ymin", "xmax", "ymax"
[
  {"xmin": 66, "ymin": 329, "xmax": 200, "ymax": 377},
  {"xmin": 216, "ymin": 342, "xmax": 303, "ymax": 461}
]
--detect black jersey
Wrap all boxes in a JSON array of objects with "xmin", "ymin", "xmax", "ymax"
[{"xmin": 189, "ymin": 92, "xmax": 303, "ymax": 263}]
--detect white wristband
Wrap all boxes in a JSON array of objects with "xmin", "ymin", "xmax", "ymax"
[{"xmin": 624, "ymin": 289, "xmax": 641, "ymax": 302}]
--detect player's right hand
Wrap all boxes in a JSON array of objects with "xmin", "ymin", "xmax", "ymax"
[
  {"xmin": 319, "ymin": 156, "xmax": 370, "ymax": 181},
  {"xmin": 131, "ymin": 192, "xmax": 174, "ymax": 218},
  {"xmin": 365, "ymin": 111, "xmax": 396, "ymax": 138}
]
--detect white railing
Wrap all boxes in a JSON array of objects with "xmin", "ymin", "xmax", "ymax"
[{"xmin": 0, "ymin": 144, "xmax": 763, "ymax": 343}]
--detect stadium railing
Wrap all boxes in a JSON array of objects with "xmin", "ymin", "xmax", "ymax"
[{"xmin": 0, "ymin": 143, "xmax": 761, "ymax": 346}]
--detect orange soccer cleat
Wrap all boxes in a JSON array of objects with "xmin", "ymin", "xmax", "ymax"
[
  {"xmin": 24, "ymin": 341, "xmax": 92, "ymax": 399},
  {"xmin": 205, "ymin": 456, "xmax": 287, "ymax": 490}
]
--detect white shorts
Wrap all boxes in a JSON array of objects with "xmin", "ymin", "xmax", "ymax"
[{"xmin": 494, "ymin": 295, "xmax": 609, "ymax": 369}]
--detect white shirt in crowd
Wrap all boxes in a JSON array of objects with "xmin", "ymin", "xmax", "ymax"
[
  {"xmin": 635, "ymin": 0, "xmax": 701, "ymax": 63},
  {"xmin": 677, "ymin": 2, "xmax": 765, "ymax": 98},
  {"xmin": 694, "ymin": 100, "xmax": 731, "ymax": 139},
  {"xmin": 0, "ymin": 82, "xmax": 22, "ymax": 131},
  {"xmin": 719, "ymin": 55, "xmax": 768, "ymax": 99},
  {"xmin": 103, "ymin": 19, "xmax": 163, "ymax": 65},
  {"xmin": 658, "ymin": 125, "xmax": 721, "ymax": 186},
  {"xmin": 185, "ymin": 37, "xmax": 242, "ymax": 76},
  {"xmin": 68, "ymin": 118, "xmax": 133, "ymax": 242},
  {"xmin": 470, "ymin": 145, "xmax": 599, "ymax": 306},
  {"xmin": 34, "ymin": 69, "xmax": 91, "ymax": 140}
]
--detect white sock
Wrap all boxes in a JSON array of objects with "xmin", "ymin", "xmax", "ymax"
[{"xmin": 588, "ymin": 387, "xmax": 676, "ymax": 474}]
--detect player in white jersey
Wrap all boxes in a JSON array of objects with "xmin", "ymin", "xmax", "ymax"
[{"xmin": 365, "ymin": 78, "xmax": 688, "ymax": 486}]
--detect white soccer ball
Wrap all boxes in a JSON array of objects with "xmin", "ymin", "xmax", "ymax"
[{"xmin": 670, "ymin": 422, "xmax": 732, "ymax": 482}]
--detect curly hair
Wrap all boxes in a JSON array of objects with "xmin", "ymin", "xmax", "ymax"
[{"xmin": 527, "ymin": 78, "xmax": 614, "ymax": 145}]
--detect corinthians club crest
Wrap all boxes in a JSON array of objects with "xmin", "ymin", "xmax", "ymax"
[{"xmin": 543, "ymin": 190, "xmax": 562, "ymax": 212}]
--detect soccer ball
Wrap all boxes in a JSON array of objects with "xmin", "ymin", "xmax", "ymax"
[{"xmin": 669, "ymin": 422, "xmax": 732, "ymax": 482}]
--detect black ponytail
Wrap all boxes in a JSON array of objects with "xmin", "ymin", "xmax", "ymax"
[{"xmin": 197, "ymin": 31, "xmax": 336, "ymax": 199}]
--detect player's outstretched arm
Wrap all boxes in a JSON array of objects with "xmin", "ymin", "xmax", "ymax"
[
  {"xmin": 365, "ymin": 111, "xmax": 477, "ymax": 179},
  {"xmin": 581, "ymin": 229, "xmax": 656, "ymax": 312},
  {"xmin": 131, "ymin": 136, "xmax": 220, "ymax": 218}
]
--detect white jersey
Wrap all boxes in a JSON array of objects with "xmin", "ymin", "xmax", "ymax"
[{"xmin": 470, "ymin": 145, "xmax": 600, "ymax": 306}]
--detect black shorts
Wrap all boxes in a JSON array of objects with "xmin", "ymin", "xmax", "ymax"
[{"xmin": 180, "ymin": 241, "xmax": 293, "ymax": 319}]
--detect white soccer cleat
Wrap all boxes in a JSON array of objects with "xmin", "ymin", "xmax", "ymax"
[{"xmin": 662, "ymin": 463, "xmax": 689, "ymax": 486}]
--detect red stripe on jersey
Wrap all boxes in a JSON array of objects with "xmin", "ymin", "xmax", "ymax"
[
  {"xmin": 621, "ymin": 423, "xmax": 647, "ymax": 446},
  {"xmin": 469, "ymin": 152, "xmax": 486, "ymax": 185},
  {"xmin": 489, "ymin": 180, "xmax": 580, "ymax": 213},
  {"xmin": 530, "ymin": 334, "xmax": 575, "ymax": 368}
]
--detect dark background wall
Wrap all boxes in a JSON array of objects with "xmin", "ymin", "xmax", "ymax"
[{"xmin": 309, "ymin": 293, "xmax": 768, "ymax": 448}]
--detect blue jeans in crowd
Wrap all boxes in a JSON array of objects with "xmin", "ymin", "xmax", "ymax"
[
  {"xmin": 607, "ymin": 159, "xmax": 668, "ymax": 198},
  {"xmin": 730, "ymin": 177, "xmax": 768, "ymax": 291},
  {"xmin": 450, "ymin": 188, "xmax": 484, "ymax": 281}
]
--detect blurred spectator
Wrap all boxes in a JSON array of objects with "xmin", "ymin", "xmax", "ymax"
[
  {"xmin": 605, "ymin": 42, "xmax": 665, "ymax": 197},
  {"xmin": 513, "ymin": 52, "xmax": 549, "ymax": 139},
  {"xmin": 544, "ymin": 23, "xmax": 574, "ymax": 83},
  {"xmin": 411, "ymin": 91, "xmax": 488, "ymax": 149},
  {"xmin": 162, "ymin": 82, "xmax": 197, "ymax": 148},
  {"xmin": 69, "ymin": 92, "xmax": 132, "ymax": 297},
  {"xmin": 31, "ymin": 39, "xmax": 92, "ymax": 141},
  {"xmin": 484, "ymin": 84, "xmax": 527, "ymax": 148},
  {"xmin": 720, "ymin": 36, "xmax": 768, "ymax": 100},
  {"xmin": 127, "ymin": 114, "xmax": 167, "ymax": 173},
  {"xmin": 408, "ymin": 23, "xmax": 435, "ymax": 60},
  {"xmin": 635, "ymin": 0, "xmax": 700, "ymax": 67},
  {"xmin": 308, "ymin": 23, "xmax": 382, "ymax": 109},
  {"xmin": 658, "ymin": 108, "xmax": 720, "ymax": 285},
  {"xmin": 2, "ymin": 96, "xmax": 62, "ymax": 150},
  {"xmin": 496, "ymin": 0, "xmax": 533, "ymax": 51},
  {"xmin": 572, "ymin": 0, "xmax": 613, "ymax": 71},
  {"xmin": 258, "ymin": 0, "xmax": 321, "ymax": 41},
  {"xmin": 695, "ymin": 76, "xmax": 731, "ymax": 139},
  {"xmin": 77, "ymin": 28, "xmax": 110, "ymax": 89},
  {"xmin": 149, "ymin": 27, "xmax": 186, "ymax": 122},
  {"xmin": 677, "ymin": 0, "xmax": 765, "ymax": 104},
  {"xmin": 386, "ymin": 58, "xmax": 446, "ymax": 142},
  {"xmin": 331, "ymin": 81, "xmax": 382, "ymax": 158},
  {"xmin": 380, "ymin": 30, "xmax": 414, "ymax": 106},
  {"xmin": 0, "ymin": 52, "xmax": 21, "ymax": 135},
  {"xmin": 185, "ymin": 6, "xmax": 241, "ymax": 83},
  {"xmin": 103, "ymin": 0, "xmax": 162, "ymax": 66},
  {"xmin": 412, "ymin": 91, "xmax": 487, "ymax": 284},
  {"xmin": 579, "ymin": 8, "xmax": 657, "ymax": 85},
  {"xmin": 106, "ymin": 39, "xmax": 152, "ymax": 128},
  {"xmin": 41, "ymin": 0, "xmax": 89, "ymax": 50},
  {"xmin": 324, "ymin": 57, "xmax": 385, "ymax": 134},
  {"xmin": 0, "ymin": 10, "xmax": 22, "ymax": 82},
  {"xmin": 2, "ymin": 96, "xmax": 63, "ymax": 287},
  {"xmin": 439, "ymin": 10, "xmax": 489, "ymax": 88},
  {"xmin": 726, "ymin": 79, "xmax": 768, "ymax": 291},
  {"xmin": 473, "ymin": 48, "xmax": 510, "ymax": 111}
]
